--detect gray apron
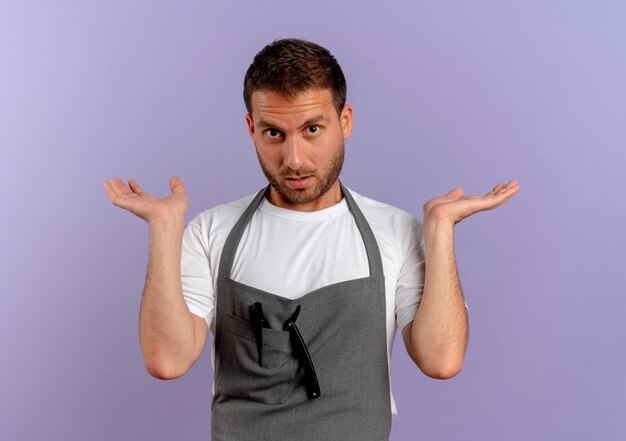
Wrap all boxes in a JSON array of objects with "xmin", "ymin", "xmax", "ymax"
[{"xmin": 211, "ymin": 181, "xmax": 391, "ymax": 441}]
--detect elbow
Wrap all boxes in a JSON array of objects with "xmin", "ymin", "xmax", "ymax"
[
  {"xmin": 144, "ymin": 356, "xmax": 189, "ymax": 380},
  {"xmin": 425, "ymin": 361, "xmax": 463, "ymax": 380},
  {"xmin": 146, "ymin": 365, "xmax": 183, "ymax": 380},
  {"xmin": 417, "ymin": 356, "xmax": 465, "ymax": 380}
]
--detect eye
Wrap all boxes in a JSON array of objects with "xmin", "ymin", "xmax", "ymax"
[
  {"xmin": 307, "ymin": 125, "xmax": 321, "ymax": 135},
  {"xmin": 265, "ymin": 128, "xmax": 283, "ymax": 140}
]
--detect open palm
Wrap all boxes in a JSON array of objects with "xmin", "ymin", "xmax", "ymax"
[
  {"xmin": 423, "ymin": 180, "xmax": 520, "ymax": 225},
  {"xmin": 103, "ymin": 175, "xmax": 189, "ymax": 223}
]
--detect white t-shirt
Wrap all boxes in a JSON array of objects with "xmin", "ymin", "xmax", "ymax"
[{"xmin": 181, "ymin": 186, "xmax": 427, "ymax": 416}]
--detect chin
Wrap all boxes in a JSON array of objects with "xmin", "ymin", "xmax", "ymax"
[{"xmin": 280, "ymin": 188, "xmax": 319, "ymax": 204}]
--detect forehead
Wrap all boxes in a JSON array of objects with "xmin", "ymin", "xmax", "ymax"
[{"xmin": 250, "ymin": 89, "xmax": 336, "ymax": 125}]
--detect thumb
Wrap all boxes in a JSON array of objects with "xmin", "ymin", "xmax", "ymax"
[
  {"xmin": 446, "ymin": 187, "xmax": 464, "ymax": 198},
  {"xmin": 169, "ymin": 175, "xmax": 186, "ymax": 194}
]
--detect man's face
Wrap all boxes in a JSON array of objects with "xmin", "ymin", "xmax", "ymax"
[{"xmin": 245, "ymin": 89, "xmax": 353, "ymax": 208}]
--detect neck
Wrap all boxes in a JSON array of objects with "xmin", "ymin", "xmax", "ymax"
[{"xmin": 267, "ymin": 180, "xmax": 344, "ymax": 212}]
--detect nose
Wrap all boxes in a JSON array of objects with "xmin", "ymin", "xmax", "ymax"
[{"xmin": 283, "ymin": 136, "xmax": 304, "ymax": 170}]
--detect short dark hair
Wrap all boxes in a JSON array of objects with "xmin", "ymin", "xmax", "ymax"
[{"xmin": 243, "ymin": 38, "xmax": 347, "ymax": 116}]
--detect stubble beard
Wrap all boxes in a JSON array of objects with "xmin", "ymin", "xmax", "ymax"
[{"xmin": 256, "ymin": 142, "xmax": 345, "ymax": 205}]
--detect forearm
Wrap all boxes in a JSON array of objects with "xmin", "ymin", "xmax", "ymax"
[
  {"xmin": 409, "ymin": 219, "xmax": 468, "ymax": 378},
  {"xmin": 139, "ymin": 214, "xmax": 196, "ymax": 378}
]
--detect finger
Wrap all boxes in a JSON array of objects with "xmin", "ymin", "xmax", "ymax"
[
  {"xmin": 502, "ymin": 182, "xmax": 520, "ymax": 195},
  {"xmin": 495, "ymin": 181, "xmax": 518, "ymax": 196},
  {"xmin": 104, "ymin": 179, "xmax": 132, "ymax": 207},
  {"xmin": 499, "ymin": 183, "xmax": 519, "ymax": 197},
  {"xmin": 489, "ymin": 184, "xmax": 520, "ymax": 208},
  {"xmin": 446, "ymin": 187, "xmax": 464, "ymax": 198},
  {"xmin": 128, "ymin": 179, "xmax": 146, "ymax": 195},
  {"xmin": 104, "ymin": 178, "xmax": 126, "ymax": 199},
  {"xmin": 490, "ymin": 189, "xmax": 519, "ymax": 209},
  {"xmin": 170, "ymin": 175, "xmax": 186, "ymax": 194},
  {"xmin": 496, "ymin": 186, "xmax": 508, "ymax": 196},
  {"xmin": 103, "ymin": 180, "xmax": 117, "ymax": 201},
  {"xmin": 485, "ymin": 182, "xmax": 505, "ymax": 197},
  {"xmin": 109, "ymin": 177, "xmax": 133, "ymax": 196},
  {"xmin": 457, "ymin": 183, "xmax": 520, "ymax": 216}
]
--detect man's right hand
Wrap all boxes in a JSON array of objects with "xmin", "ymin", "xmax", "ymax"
[{"xmin": 103, "ymin": 175, "xmax": 189, "ymax": 223}]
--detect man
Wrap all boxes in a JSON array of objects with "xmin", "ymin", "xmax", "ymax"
[{"xmin": 104, "ymin": 38, "xmax": 519, "ymax": 441}]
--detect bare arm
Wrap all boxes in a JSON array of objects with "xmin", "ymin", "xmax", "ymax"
[
  {"xmin": 402, "ymin": 220, "xmax": 468, "ymax": 379},
  {"xmin": 139, "ymin": 214, "xmax": 208, "ymax": 379},
  {"xmin": 402, "ymin": 180, "xmax": 520, "ymax": 379},
  {"xmin": 104, "ymin": 176, "xmax": 208, "ymax": 380}
]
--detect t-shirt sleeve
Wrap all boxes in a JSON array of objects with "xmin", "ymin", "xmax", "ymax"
[
  {"xmin": 395, "ymin": 216, "xmax": 426, "ymax": 331},
  {"xmin": 181, "ymin": 219, "xmax": 215, "ymax": 328}
]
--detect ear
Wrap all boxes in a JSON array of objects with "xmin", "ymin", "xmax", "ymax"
[
  {"xmin": 340, "ymin": 104, "xmax": 353, "ymax": 139},
  {"xmin": 245, "ymin": 113, "xmax": 255, "ymax": 139}
]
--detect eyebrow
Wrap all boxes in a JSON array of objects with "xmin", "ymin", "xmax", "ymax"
[{"xmin": 256, "ymin": 114, "xmax": 331, "ymax": 132}]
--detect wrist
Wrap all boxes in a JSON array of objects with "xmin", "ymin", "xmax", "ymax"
[
  {"xmin": 422, "ymin": 217, "xmax": 454, "ymax": 246},
  {"xmin": 149, "ymin": 211, "xmax": 186, "ymax": 231},
  {"xmin": 423, "ymin": 216, "xmax": 454, "ymax": 233}
]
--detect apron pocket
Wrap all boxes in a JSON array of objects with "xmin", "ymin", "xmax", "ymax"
[{"xmin": 217, "ymin": 312, "xmax": 296, "ymax": 405}]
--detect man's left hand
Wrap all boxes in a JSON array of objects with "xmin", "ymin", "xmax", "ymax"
[{"xmin": 423, "ymin": 180, "xmax": 520, "ymax": 226}]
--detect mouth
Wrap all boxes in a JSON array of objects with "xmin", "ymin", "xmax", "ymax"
[
  {"xmin": 286, "ymin": 176, "xmax": 311, "ymax": 180},
  {"xmin": 285, "ymin": 175, "xmax": 313, "ymax": 189}
]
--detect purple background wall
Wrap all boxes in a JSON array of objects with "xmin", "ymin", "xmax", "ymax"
[{"xmin": 2, "ymin": 1, "xmax": 625, "ymax": 440}]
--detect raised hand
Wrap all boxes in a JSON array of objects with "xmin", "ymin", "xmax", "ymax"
[
  {"xmin": 423, "ymin": 180, "xmax": 520, "ymax": 226},
  {"xmin": 103, "ymin": 175, "xmax": 189, "ymax": 223}
]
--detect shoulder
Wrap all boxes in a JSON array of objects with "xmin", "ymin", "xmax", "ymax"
[
  {"xmin": 346, "ymin": 186, "xmax": 423, "ymax": 251},
  {"xmin": 187, "ymin": 190, "xmax": 259, "ymax": 239},
  {"xmin": 347, "ymin": 187, "xmax": 421, "ymax": 231}
]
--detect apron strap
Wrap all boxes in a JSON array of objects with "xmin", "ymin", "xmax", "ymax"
[
  {"xmin": 218, "ymin": 185, "xmax": 269, "ymax": 280},
  {"xmin": 339, "ymin": 182, "xmax": 385, "ymax": 279}
]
